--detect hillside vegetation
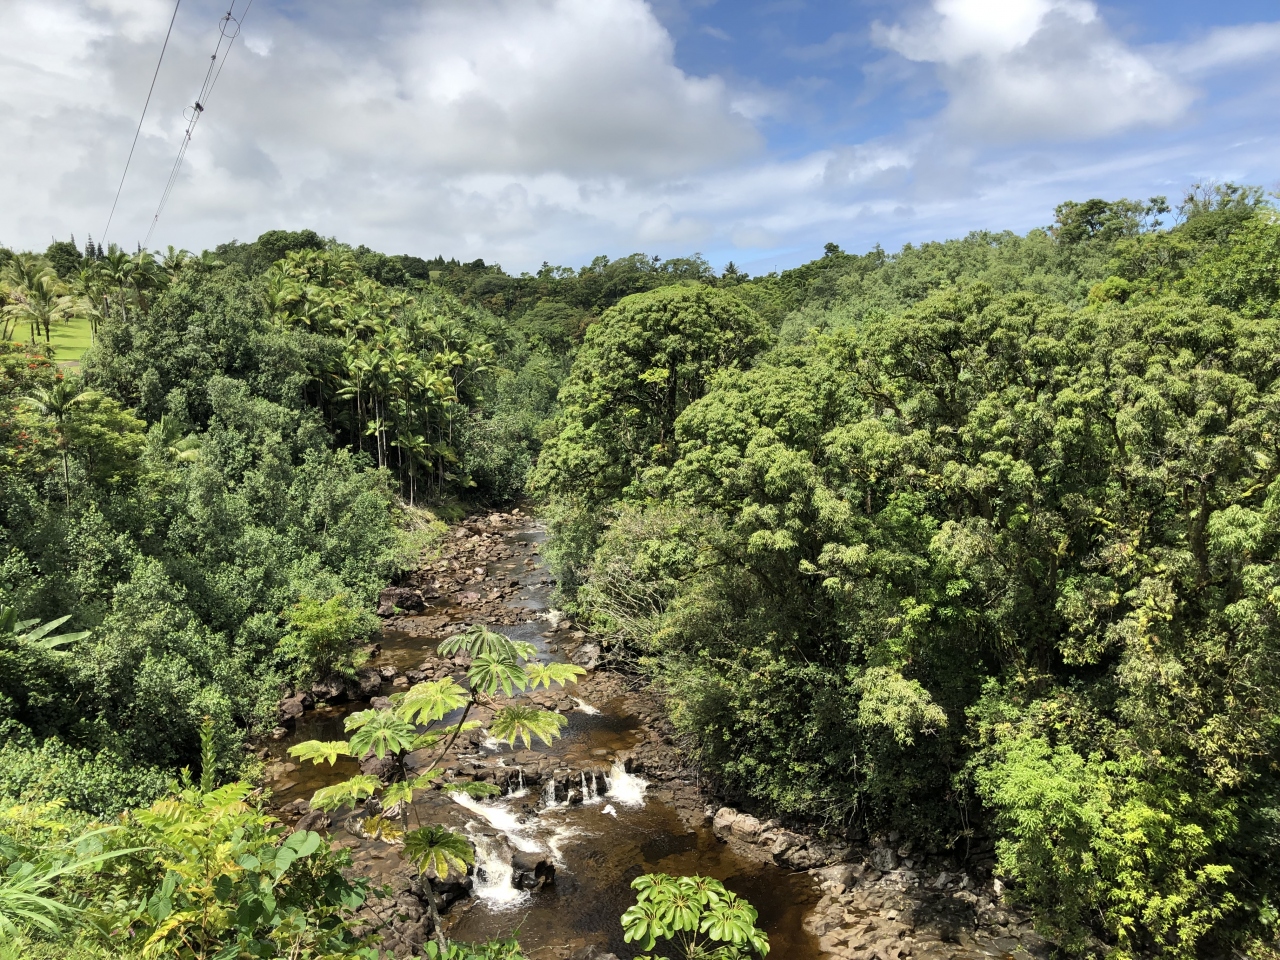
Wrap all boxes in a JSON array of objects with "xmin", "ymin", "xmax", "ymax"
[{"xmin": 0, "ymin": 181, "xmax": 1276, "ymax": 957}]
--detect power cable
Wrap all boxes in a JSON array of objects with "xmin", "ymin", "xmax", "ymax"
[
  {"xmin": 143, "ymin": 0, "xmax": 255, "ymax": 248},
  {"xmin": 101, "ymin": 0, "xmax": 183, "ymax": 247}
]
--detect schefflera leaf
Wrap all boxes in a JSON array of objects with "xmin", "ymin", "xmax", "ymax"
[
  {"xmin": 287, "ymin": 740, "xmax": 351, "ymax": 766},
  {"xmin": 489, "ymin": 704, "xmax": 567, "ymax": 748}
]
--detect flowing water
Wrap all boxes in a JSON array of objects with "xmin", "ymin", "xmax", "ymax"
[{"xmin": 269, "ymin": 518, "xmax": 821, "ymax": 959}]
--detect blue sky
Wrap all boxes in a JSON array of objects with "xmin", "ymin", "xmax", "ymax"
[{"xmin": 1, "ymin": 0, "xmax": 1277, "ymax": 274}]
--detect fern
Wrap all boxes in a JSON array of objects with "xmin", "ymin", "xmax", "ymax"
[{"xmin": 489, "ymin": 705, "xmax": 567, "ymax": 748}]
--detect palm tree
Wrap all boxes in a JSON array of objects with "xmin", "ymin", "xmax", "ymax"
[
  {"xmin": 24, "ymin": 378, "xmax": 85, "ymax": 501},
  {"xmin": 1, "ymin": 255, "xmax": 72, "ymax": 344}
]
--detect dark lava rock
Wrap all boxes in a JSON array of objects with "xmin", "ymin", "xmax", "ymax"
[
  {"xmin": 277, "ymin": 693, "xmax": 309, "ymax": 723},
  {"xmin": 511, "ymin": 850, "xmax": 555, "ymax": 891},
  {"xmin": 311, "ymin": 675, "xmax": 347, "ymax": 704},
  {"xmin": 294, "ymin": 808, "xmax": 330, "ymax": 833},
  {"xmin": 569, "ymin": 948, "xmax": 619, "ymax": 960}
]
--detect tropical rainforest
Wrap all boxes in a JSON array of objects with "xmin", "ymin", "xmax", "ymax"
[{"xmin": 0, "ymin": 180, "xmax": 1278, "ymax": 959}]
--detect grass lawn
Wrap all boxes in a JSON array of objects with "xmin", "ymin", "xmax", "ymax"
[{"xmin": 45, "ymin": 314, "xmax": 94, "ymax": 366}]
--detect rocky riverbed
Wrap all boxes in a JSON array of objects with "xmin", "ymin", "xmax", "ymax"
[{"xmin": 263, "ymin": 510, "xmax": 1051, "ymax": 960}]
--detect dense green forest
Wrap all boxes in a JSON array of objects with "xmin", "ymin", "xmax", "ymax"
[{"xmin": 1, "ymin": 181, "xmax": 1278, "ymax": 958}]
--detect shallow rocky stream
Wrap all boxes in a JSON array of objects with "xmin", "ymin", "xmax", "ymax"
[{"xmin": 265, "ymin": 511, "xmax": 823, "ymax": 959}]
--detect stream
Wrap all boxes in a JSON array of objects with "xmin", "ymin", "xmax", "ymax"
[{"xmin": 266, "ymin": 513, "xmax": 821, "ymax": 959}]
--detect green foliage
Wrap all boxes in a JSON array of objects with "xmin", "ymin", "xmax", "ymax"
[
  {"xmin": 116, "ymin": 781, "xmax": 374, "ymax": 959},
  {"xmin": 488, "ymin": 704, "xmax": 568, "ymax": 749},
  {"xmin": 277, "ymin": 593, "xmax": 377, "ymax": 685},
  {"xmin": 422, "ymin": 936, "xmax": 526, "ymax": 960},
  {"xmin": 545, "ymin": 200, "xmax": 1280, "ymax": 957},
  {"xmin": 534, "ymin": 284, "xmax": 771, "ymax": 509},
  {"xmin": 621, "ymin": 874, "xmax": 769, "ymax": 960},
  {"xmin": 402, "ymin": 825, "xmax": 474, "ymax": 880}
]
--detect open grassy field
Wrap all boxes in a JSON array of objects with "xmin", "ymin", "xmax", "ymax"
[{"xmin": 46, "ymin": 313, "xmax": 94, "ymax": 365}]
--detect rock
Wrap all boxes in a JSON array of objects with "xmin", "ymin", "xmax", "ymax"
[
  {"xmin": 269, "ymin": 726, "xmax": 289, "ymax": 740},
  {"xmin": 569, "ymin": 948, "xmax": 619, "ymax": 960},
  {"xmin": 511, "ymin": 850, "xmax": 555, "ymax": 891},
  {"xmin": 278, "ymin": 693, "xmax": 309, "ymax": 723},
  {"xmin": 870, "ymin": 844, "xmax": 899, "ymax": 872},
  {"xmin": 815, "ymin": 863, "xmax": 862, "ymax": 887},
  {"xmin": 570, "ymin": 641, "xmax": 601, "ymax": 670},
  {"xmin": 731, "ymin": 813, "xmax": 763, "ymax": 843},
  {"xmin": 713, "ymin": 807, "xmax": 739, "ymax": 838},
  {"xmin": 311, "ymin": 676, "xmax": 347, "ymax": 704},
  {"xmin": 353, "ymin": 668, "xmax": 382, "ymax": 699},
  {"xmin": 361, "ymin": 753, "xmax": 399, "ymax": 780},
  {"xmin": 294, "ymin": 808, "xmax": 330, "ymax": 832},
  {"xmin": 378, "ymin": 587, "xmax": 425, "ymax": 617}
]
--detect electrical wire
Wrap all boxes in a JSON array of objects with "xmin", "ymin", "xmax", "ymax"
[
  {"xmin": 101, "ymin": 0, "xmax": 183, "ymax": 247},
  {"xmin": 143, "ymin": 0, "xmax": 255, "ymax": 248}
]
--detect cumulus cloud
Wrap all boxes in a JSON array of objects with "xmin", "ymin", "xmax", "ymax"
[
  {"xmin": 0, "ymin": 0, "xmax": 758, "ymax": 256},
  {"xmin": 0, "ymin": 0, "xmax": 1276, "ymax": 274},
  {"xmin": 873, "ymin": 0, "xmax": 1193, "ymax": 141}
]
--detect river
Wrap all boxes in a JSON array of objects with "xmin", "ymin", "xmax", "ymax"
[{"xmin": 266, "ymin": 512, "xmax": 822, "ymax": 959}]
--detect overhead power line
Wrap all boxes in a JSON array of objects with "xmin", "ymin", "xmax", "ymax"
[
  {"xmin": 143, "ymin": 0, "xmax": 255, "ymax": 248},
  {"xmin": 101, "ymin": 0, "xmax": 183, "ymax": 247}
]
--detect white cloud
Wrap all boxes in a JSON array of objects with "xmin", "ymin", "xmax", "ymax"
[
  {"xmin": 873, "ymin": 0, "xmax": 1192, "ymax": 141},
  {"xmin": 0, "ymin": 0, "xmax": 1276, "ymax": 275},
  {"xmin": 1168, "ymin": 22, "xmax": 1280, "ymax": 75},
  {"xmin": 0, "ymin": 0, "xmax": 758, "ymax": 255}
]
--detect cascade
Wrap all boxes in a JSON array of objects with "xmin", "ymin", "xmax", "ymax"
[
  {"xmin": 468, "ymin": 833, "xmax": 527, "ymax": 908},
  {"xmin": 605, "ymin": 759, "xmax": 648, "ymax": 808},
  {"xmin": 572, "ymin": 696, "xmax": 600, "ymax": 715}
]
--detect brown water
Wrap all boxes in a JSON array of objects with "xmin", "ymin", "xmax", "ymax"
[{"xmin": 272, "ymin": 520, "xmax": 821, "ymax": 960}]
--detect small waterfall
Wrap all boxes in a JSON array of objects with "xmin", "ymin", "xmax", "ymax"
[
  {"xmin": 605, "ymin": 759, "xmax": 648, "ymax": 808},
  {"xmin": 469, "ymin": 833, "xmax": 527, "ymax": 909},
  {"xmin": 449, "ymin": 791, "xmax": 541, "ymax": 853},
  {"xmin": 542, "ymin": 777, "xmax": 560, "ymax": 809},
  {"xmin": 507, "ymin": 768, "xmax": 527, "ymax": 798},
  {"xmin": 572, "ymin": 696, "xmax": 600, "ymax": 715}
]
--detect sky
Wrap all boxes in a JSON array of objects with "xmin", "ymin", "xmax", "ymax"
[{"xmin": 1, "ymin": 0, "xmax": 1278, "ymax": 274}]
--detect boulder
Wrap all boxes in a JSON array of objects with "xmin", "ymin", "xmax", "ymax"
[
  {"xmin": 353, "ymin": 668, "xmax": 383, "ymax": 699},
  {"xmin": 294, "ymin": 808, "xmax": 330, "ymax": 832},
  {"xmin": 511, "ymin": 850, "xmax": 555, "ymax": 891},
  {"xmin": 731, "ymin": 813, "xmax": 763, "ymax": 843},
  {"xmin": 713, "ymin": 806, "xmax": 739, "ymax": 838},
  {"xmin": 278, "ymin": 693, "xmax": 309, "ymax": 723},
  {"xmin": 361, "ymin": 753, "xmax": 399, "ymax": 780},
  {"xmin": 378, "ymin": 587, "xmax": 425, "ymax": 617},
  {"xmin": 311, "ymin": 676, "xmax": 347, "ymax": 704},
  {"xmin": 869, "ymin": 843, "xmax": 899, "ymax": 872},
  {"xmin": 570, "ymin": 641, "xmax": 601, "ymax": 670},
  {"xmin": 569, "ymin": 948, "xmax": 619, "ymax": 960}
]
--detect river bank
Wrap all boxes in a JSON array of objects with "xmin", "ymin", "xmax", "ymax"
[{"xmin": 263, "ymin": 510, "xmax": 1051, "ymax": 960}]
